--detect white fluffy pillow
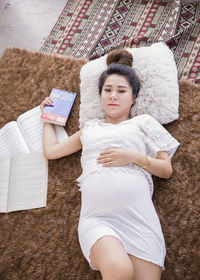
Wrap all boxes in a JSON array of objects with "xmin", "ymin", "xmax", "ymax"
[{"xmin": 79, "ymin": 42, "xmax": 179, "ymax": 127}]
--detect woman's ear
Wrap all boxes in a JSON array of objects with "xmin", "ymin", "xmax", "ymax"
[{"xmin": 132, "ymin": 94, "xmax": 137, "ymax": 104}]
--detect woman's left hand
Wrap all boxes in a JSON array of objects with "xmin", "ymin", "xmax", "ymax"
[{"xmin": 97, "ymin": 148, "xmax": 133, "ymax": 167}]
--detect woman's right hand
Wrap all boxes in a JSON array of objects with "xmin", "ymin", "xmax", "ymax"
[{"xmin": 40, "ymin": 97, "xmax": 53, "ymax": 112}]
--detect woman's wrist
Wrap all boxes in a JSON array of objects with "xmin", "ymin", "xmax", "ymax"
[
  {"xmin": 43, "ymin": 122, "xmax": 54, "ymax": 127},
  {"xmin": 129, "ymin": 150, "xmax": 152, "ymax": 169},
  {"xmin": 140, "ymin": 156, "xmax": 151, "ymax": 169}
]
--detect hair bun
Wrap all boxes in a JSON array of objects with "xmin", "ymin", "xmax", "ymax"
[{"xmin": 106, "ymin": 49, "xmax": 133, "ymax": 67}]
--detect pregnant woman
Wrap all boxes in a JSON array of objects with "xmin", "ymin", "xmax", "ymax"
[{"xmin": 40, "ymin": 49, "xmax": 179, "ymax": 280}]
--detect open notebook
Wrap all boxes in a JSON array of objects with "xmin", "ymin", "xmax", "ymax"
[
  {"xmin": 0, "ymin": 106, "xmax": 68, "ymax": 213},
  {"xmin": 0, "ymin": 106, "xmax": 68, "ymax": 156}
]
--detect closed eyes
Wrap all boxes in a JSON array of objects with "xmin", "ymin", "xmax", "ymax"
[{"xmin": 104, "ymin": 88, "xmax": 127, "ymax": 94}]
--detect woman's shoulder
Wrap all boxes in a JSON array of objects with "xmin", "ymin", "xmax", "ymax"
[
  {"xmin": 130, "ymin": 114, "xmax": 164, "ymax": 133},
  {"xmin": 82, "ymin": 118, "xmax": 102, "ymax": 128},
  {"xmin": 131, "ymin": 114, "xmax": 158, "ymax": 124}
]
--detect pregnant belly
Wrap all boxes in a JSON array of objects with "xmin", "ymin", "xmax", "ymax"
[{"xmin": 80, "ymin": 169, "xmax": 151, "ymax": 215}]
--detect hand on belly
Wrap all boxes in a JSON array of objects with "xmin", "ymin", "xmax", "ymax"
[{"xmin": 97, "ymin": 148, "xmax": 134, "ymax": 167}]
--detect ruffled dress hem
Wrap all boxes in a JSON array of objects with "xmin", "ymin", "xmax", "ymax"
[{"xmin": 84, "ymin": 233, "xmax": 165, "ymax": 271}]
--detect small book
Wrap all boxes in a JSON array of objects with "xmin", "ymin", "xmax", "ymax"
[
  {"xmin": 0, "ymin": 152, "xmax": 48, "ymax": 213},
  {"xmin": 41, "ymin": 88, "xmax": 77, "ymax": 126}
]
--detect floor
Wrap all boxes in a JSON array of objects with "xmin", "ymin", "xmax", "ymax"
[{"xmin": 0, "ymin": 0, "xmax": 67, "ymax": 57}]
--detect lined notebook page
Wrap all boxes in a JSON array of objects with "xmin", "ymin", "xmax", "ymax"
[
  {"xmin": 0, "ymin": 158, "xmax": 10, "ymax": 212},
  {"xmin": 17, "ymin": 106, "xmax": 43, "ymax": 152},
  {"xmin": 0, "ymin": 122, "xmax": 29, "ymax": 157},
  {"xmin": 17, "ymin": 106, "xmax": 68, "ymax": 152},
  {"xmin": 7, "ymin": 153, "xmax": 48, "ymax": 212}
]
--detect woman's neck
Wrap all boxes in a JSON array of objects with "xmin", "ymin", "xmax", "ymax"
[{"xmin": 105, "ymin": 113, "xmax": 130, "ymax": 124}]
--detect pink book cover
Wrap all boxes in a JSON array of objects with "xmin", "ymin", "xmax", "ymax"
[{"xmin": 41, "ymin": 88, "xmax": 77, "ymax": 126}]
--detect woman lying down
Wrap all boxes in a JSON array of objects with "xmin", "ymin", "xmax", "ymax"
[{"xmin": 40, "ymin": 49, "xmax": 179, "ymax": 280}]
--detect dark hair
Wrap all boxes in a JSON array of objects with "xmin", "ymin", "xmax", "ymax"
[{"xmin": 98, "ymin": 49, "xmax": 140, "ymax": 95}]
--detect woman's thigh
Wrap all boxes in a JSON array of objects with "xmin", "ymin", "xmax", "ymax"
[
  {"xmin": 90, "ymin": 236, "xmax": 134, "ymax": 279},
  {"xmin": 128, "ymin": 254, "xmax": 162, "ymax": 280}
]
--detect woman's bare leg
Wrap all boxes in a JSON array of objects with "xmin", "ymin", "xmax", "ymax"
[
  {"xmin": 128, "ymin": 254, "xmax": 162, "ymax": 280},
  {"xmin": 90, "ymin": 236, "xmax": 134, "ymax": 280}
]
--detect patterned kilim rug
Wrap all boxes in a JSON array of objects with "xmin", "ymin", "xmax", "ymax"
[{"xmin": 41, "ymin": 0, "xmax": 200, "ymax": 83}]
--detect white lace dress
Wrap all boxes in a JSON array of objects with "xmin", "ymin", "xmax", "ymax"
[{"xmin": 77, "ymin": 114, "xmax": 180, "ymax": 270}]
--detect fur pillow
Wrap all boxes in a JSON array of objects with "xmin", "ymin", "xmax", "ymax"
[{"xmin": 79, "ymin": 42, "xmax": 179, "ymax": 127}]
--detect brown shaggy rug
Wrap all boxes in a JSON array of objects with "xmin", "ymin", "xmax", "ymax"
[{"xmin": 0, "ymin": 48, "xmax": 199, "ymax": 280}]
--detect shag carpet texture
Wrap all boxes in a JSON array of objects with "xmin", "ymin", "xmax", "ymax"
[{"xmin": 0, "ymin": 48, "xmax": 199, "ymax": 280}]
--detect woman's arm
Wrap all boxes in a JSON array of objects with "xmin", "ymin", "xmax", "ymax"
[
  {"xmin": 134, "ymin": 150, "xmax": 173, "ymax": 179},
  {"xmin": 40, "ymin": 96, "xmax": 82, "ymax": 160},
  {"xmin": 43, "ymin": 122, "xmax": 82, "ymax": 159},
  {"xmin": 97, "ymin": 149, "xmax": 172, "ymax": 179}
]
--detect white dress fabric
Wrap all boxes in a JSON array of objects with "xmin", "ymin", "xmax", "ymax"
[{"xmin": 77, "ymin": 114, "xmax": 180, "ymax": 270}]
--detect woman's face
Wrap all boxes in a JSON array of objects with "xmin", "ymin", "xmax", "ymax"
[{"xmin": 101, "ymin": 74, "xmax": 136, "ymax": 121}]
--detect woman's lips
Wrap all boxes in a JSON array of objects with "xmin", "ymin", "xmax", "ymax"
[{"xmin": 108, "ymin": 104, "xmax": 119, "ymax": 107}]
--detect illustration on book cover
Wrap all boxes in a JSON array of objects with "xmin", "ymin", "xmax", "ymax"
[{"xmin": 41, "ymin": 88, "xmax": 77, "ymax": 126}]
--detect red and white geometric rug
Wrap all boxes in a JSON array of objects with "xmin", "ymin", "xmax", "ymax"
[{"xmin": 41, "ymin": 0, "xmax": 200, "ymax": 83}]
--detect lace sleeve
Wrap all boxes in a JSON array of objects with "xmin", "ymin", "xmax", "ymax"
[{"xmin": 140, "ymin": 114, "xmax": 180, "ymax": 158}]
